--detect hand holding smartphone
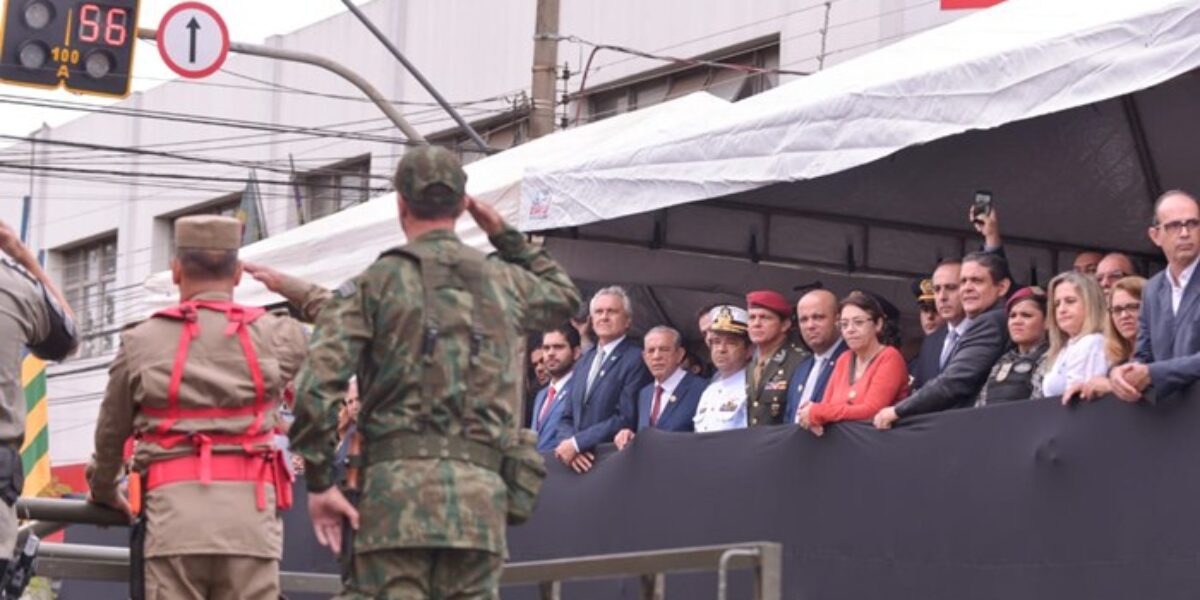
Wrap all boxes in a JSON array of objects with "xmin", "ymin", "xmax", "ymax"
[{"xmin": 971, "ymin": 190, "xmax": 993, "ymax": 226}]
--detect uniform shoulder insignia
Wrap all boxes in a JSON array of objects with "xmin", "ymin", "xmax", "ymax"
[
  {"xmin": 335, "ymin": 279, "xmax": 357, "ymax": 298},
  {"xmin": 1, "ymin": 258, "xmax": 38, "ymax": 285}
]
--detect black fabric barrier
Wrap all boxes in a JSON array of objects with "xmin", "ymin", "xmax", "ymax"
[
  {"xmin": 56, "ymin": 391, "xmax": 1200, "ymax": 599},
  {"xmin": 506, "ymin": 392, "xmax": 1200, "ymax": 599}
]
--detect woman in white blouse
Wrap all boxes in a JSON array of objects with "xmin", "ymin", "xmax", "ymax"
[{"xmin": 1042, "ymin": 271, "xmax": 1111, "ymax": 398}]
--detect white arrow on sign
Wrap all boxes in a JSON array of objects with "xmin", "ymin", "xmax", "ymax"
[{"xmin": 157, "ymin": 2, "xmax": 229, "ymax": 79}]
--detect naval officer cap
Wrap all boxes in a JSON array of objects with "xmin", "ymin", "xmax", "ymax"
[
  {"xmin": 708, "ymin": 305, "xmax": 749, "ymax": 336},
  {"xmin": 175, "ymin": 215, "xmax": 242, "ymax": 251}
]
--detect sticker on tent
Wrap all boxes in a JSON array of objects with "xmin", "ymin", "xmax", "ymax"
[{"xmin": 528, "ymin": 192, "xmax": 551, "ymax": 220}]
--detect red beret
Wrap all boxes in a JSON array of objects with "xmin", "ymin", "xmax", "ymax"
[{"xmin": 746, "ymin": 290, "xmax": 792, "ymax": 317}]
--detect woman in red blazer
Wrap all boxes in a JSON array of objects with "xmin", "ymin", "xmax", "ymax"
[{"xmin": 798, "ymin": 292, "xmax": 909, "ymax": 436}]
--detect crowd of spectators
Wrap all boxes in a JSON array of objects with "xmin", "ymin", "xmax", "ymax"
[{"xmin": 523, "ymin": 190, "xmax": 1200, "ymax": 470}]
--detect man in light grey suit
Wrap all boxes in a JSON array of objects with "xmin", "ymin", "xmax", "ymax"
[{"xmin": 1113, "ymin": 190, "xmax": 1200, "ymax": 402}]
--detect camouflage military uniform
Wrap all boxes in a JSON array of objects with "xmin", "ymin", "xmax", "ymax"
[
  {"xmin": 289, "ymin": 147, "xmax": 580, "ymax": 599},
  {"xmin": 0, "ymin": 258, "xmax": 77, "ymax": 557}
]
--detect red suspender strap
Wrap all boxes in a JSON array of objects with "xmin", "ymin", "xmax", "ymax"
[
  {"xmin": 156, "ymin": 304, "xmax": 199, "ymax": 434},
  {"xmin": 224, "ymin": 304, "xmax": 268, "ymax": 439}
]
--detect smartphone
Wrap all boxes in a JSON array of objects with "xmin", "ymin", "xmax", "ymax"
[{"xmin": 971, "ymin": 190, "xmax": 993, "ymax": 224}]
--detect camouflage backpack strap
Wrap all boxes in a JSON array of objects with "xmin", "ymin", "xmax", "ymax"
[{"xmin": 379, "ymin": 243, "xmax": 445, "ymax": 426}]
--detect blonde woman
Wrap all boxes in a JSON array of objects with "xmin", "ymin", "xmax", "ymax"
[
  {"xmin": 1042, "ymin": 271, "xmax": 1111, "ymax": 398},
  {"xmin": 1064, "ymin": 275, "xmax": 1146, "ymax": 402}
]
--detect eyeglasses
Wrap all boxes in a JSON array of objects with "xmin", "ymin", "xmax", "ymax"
[
  {"xmin": 1156, "ymin": 218, "xmax": 1200, "ymax": 236},
  {"xmin": 838, "ymin": 318, "xmax": 874, "ymax": 330},
  {"xmin": 1109, "ymin": 302, "xmax": 1141, "ymax": 318},
  {"xmin": 1096, "ymin": 271, "xmax": 1127, "ymax": 284}
]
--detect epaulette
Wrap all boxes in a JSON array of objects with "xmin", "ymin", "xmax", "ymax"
[{"xmin": 1, "ymin": 257, "xmax": 38, "ymax": 286}]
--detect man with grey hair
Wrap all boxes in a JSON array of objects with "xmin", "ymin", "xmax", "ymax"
[
  {"xmin": 613, "ymin": 326, "xmax": 707, "ymax": 450},
  {"xmin": 555, "ymin": 286, "xmax": 652, "ymax": 472}
]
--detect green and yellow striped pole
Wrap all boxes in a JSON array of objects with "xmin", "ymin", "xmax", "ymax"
[{"xmin": 20, "ymin": 353, "xmax": 51, "ymax": 497}]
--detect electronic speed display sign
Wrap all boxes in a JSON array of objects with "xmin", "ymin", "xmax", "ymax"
[{"xmin": 0, "ymin": 0, "xmax": 141, "ymax": 98}]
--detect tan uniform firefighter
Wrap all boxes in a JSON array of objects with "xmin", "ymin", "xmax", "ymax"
[{"xmin": 86, "ymin": 215, "xmax": 327, "ymax": 600}]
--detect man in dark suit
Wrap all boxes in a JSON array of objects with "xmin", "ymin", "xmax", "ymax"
[
  {"xmin": 875, "ymin": 252, "xmax": 1012, "ymax": 429},
  {"xmin": 1113, "ymin": 191, "xmax": 1200, "ymax": 402},
  {"xmin": 784, "ymin": 289, "xmax": 846, "ymax": 423},
  {"xmin": 614, "ymin": 326, "xmax": 707, "ymax": 449},
  {"xmin": 911, "ymin": 260, "xmax": 967, "ymax": 390},
  {"xmin": 531, "ymin": 324, "xmax": 581, "ymax": 452},
  {"xmin": 745, "ymin": 289, "xmax": 809, "ymax": 426},
  {"xmin": 555, "ymin": 286, "xmax": 652, "ymax": 473}
]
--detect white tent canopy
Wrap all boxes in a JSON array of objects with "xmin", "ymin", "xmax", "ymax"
[
  {"xmin": 519, "ymin": 0, "xmax": 1200, "ymax": 231},
  {"xmin": 141, "ymin": 92, "xmax": 730, "ymax": 309}
]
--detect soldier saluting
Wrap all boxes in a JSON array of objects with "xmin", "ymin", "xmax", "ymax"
[
  {"xmin": 0, "ymin": 220, "xmax": 78, "ymax": 578},
  {"xmin": 281, "ymin": 146, "xmax": 580, "ymax": 599},
  {"xmin": 87, "ymin": 215, "xmax": 327, "ymax": 599}
]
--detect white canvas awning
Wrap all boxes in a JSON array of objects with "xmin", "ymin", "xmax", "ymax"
[{"xmin": 519, "ymin": 0, "xmax": 1200, "ymax": 230}]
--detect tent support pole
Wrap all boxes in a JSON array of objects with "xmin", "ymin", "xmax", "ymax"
[{"xmin": 1121, "ymin": 95, "xmax": 1163, "ymax": 205}]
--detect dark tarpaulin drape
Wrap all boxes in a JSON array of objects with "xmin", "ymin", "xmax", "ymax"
[{"xmin": 59, "ymin": 390, "xmax": 1200, "ymax": 599}]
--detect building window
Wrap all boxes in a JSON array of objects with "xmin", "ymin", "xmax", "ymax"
[
  {"xmin": 584, "ymin": 41, "xmax": 780, "ymax": 123},
  {"xmin": 299, "ymin": 155, "xmax": 371, "ymax": 223},
  {"xmin": 60, "ymin": 236, "xmax": 118, "ymax": 359}
]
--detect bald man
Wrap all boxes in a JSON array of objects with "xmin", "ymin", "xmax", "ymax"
[
  {"xmin": 784, "ymin": 289, "xmax": 848, "ymax": 423},
  {"xmin": 1096, "ymin": 252, "xmax": 1138, "ymax": 303}
]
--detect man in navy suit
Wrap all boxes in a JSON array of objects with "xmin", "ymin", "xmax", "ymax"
[
  {"xmin": 555, "ymin": 286, "xmax": 652, "ymax": 473},
  {"xmin": 530, "ymin": 324, "xmax": 581, "ymax": 452},
  {"xmin": 613, "ymin": 326, "xmax": 707, "ymax": 450},
  {"xmin": 911, "ymin": 260, "xmax": 966, "ymax": 390},
  {"xmin": 1113, "ymin": 191, "xmax": 1200, "ymax": 402},
  {"xmin": 785, "ymin": 289, "xmax": 847, "ymax": 423}
]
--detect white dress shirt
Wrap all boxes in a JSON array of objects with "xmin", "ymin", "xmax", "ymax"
[
  {"xmin": 799, "ymin": 342, "xmax": 842, "ymax": 405},
  {"xmin": 649, "ymin": 367, "xmax": 687, "ymax": 424},
  {"xmin": 693, "ymin": 368, "xmax": 748, "ymax": 433},
  {"xmin": 1041, "ymin": 333, "xmax": 1110, "ymax": 397},
  {"xmin": 1169, "ymin": 256, "xmax": 1199, "ymax": 315},
  {"xmin": 939, "ymin": 318, "xmax": 971, "ymax": 368}
]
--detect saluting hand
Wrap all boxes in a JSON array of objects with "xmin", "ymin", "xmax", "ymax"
[
  {"xmin": 465, "ymin": 196, "xmax": 507, "ymax": 236},
  {"xmin": 0, "ymin": 220, "xmax": 18, "ymax": 257},
  {"xmin": 308, "ymin": 486, "xmax": 360, "ymax": 556},
  {"xmin": 243, "ymin": 262, "xmax": 286, "ymax": 293}
]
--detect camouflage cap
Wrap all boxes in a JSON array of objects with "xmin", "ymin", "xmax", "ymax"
[
  {"xmin": 395, "ymin": 145, "xmax": 467, "ymax": 210},
  {"xmin": 175, "ymin": 215, "xmax": 241, "ymax": 251}
]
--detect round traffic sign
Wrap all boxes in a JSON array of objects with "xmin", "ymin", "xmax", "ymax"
[{"xmin": 157, "ymin": 2, "xmax": 229, "ymax": 79}]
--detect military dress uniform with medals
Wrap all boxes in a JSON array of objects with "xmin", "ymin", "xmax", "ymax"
[{"xmin": 746, "ymin": 342, "xmax": 809, "ymax": 426}]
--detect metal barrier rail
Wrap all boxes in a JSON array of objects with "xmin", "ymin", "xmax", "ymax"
[{"xmin": 16, "ymin": 499, "xmax": 781, "ymax": 599}]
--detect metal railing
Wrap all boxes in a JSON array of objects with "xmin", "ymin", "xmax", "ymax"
[{"xmin": 16, "ymin": 499, "xmax": 782, "ymax": 599}]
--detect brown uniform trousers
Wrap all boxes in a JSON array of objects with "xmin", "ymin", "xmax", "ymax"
[{"xmin": 88, "ymin": 288, "xmax": 324, "ymax": 600}]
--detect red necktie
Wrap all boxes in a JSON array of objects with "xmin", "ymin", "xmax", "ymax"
[
  {"xmin": 649, "ymin": 385, "xmax": 665, "ymax": 427},
  {"xmin": 537, "ymin": 385, "xmax": 557, "ymax": 428}
]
